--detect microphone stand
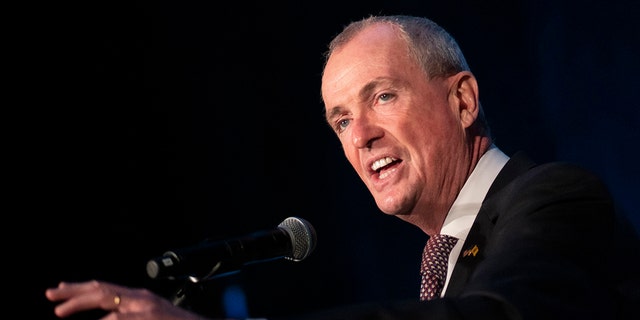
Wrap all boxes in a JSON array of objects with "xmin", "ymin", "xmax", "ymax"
[
  {"xmin": 166, "ymin": 267, "xmax": 242, "ymax": 308},
  {"xmin": 170, "ymin": 281, "xmax": 189, "ymax": 307}
]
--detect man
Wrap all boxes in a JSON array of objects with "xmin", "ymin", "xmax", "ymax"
[{"xmin": 45, "ymin": 15, "xmax": 639, "ymax": 319}]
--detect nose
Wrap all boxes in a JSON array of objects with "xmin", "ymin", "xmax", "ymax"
[{"xmin": 350, "ymin": 114, "xmax": 383, "ymax": 150}]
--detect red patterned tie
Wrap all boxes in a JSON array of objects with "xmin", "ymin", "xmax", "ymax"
[{"xmin": 419, "ymin": 234, "xmax": 458, "ymax": 301}]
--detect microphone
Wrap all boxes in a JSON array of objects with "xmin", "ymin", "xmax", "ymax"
[{"xmin": 146, "ymin": 216, "xmax": 317, "ymax": 282}]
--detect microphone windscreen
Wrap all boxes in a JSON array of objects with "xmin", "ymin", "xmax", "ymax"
[{"xmin": 279, "ymin": 216, "xmax": 317, "ymax": 261}]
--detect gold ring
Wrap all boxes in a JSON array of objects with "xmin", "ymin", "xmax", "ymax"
[{"xmin": 114, "ymin": 294, "xmax": 121, "ymax": 307}]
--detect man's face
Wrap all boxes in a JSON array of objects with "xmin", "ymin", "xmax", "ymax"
[{"xmin": 321, "ymin": 23, "xmax": 470, "ymax": 226}]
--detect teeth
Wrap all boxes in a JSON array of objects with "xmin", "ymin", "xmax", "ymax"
[{"xmin": 371, "ymin": 157, "xmax": 397, "ymax": 171}]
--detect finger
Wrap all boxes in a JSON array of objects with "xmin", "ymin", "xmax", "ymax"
[
  {"xmin": 49, "ymin": 281, "xmax": 124, "ymax": 318},
  {"xmin": 46, "ymin": 281, "xmax": 86, "ymax": 301}
]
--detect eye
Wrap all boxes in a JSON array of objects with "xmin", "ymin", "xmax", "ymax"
[
  {"xmin": 377, "ymin": 93, "xmax": 395, "ymax": 104},
  {"xmin": 336, "ymin": 118, "xmax": 350, "ymax": 133}
]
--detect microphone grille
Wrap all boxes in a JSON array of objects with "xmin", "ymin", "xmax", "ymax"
[{"xmin": 279, "ymin": 216, "xmax": 317, "ymax": 261}]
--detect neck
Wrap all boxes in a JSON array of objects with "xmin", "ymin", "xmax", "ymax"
[{"xmin": 415, "ymin": 135, "xmax": 493, "ymax": 236}]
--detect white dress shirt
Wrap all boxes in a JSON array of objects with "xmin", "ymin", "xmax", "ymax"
[{"xmin": 439, "ymin": 145, "xmax": 510, "ymax": 296}]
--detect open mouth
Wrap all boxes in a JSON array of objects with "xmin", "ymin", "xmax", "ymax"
[{"xmin": 371, "ymin": 156, "xmax": 401, "ymax": 179}]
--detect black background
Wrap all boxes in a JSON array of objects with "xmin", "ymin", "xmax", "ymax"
[{"xmin": 11, "ymin": 0, "xmax": 639, "ymax": 319}]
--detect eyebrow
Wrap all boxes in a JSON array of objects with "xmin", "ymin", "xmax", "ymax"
[{"xmin": 324, "ymin": 78, "xmax": 388, "ymax": 124}]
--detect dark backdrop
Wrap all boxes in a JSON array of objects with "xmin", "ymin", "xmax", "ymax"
[{"xmin": 14, "ymin": 0, "xmax": 638, "ymax": 319}]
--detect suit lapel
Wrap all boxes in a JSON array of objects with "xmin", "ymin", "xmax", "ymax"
[{"xmin": 444, "ymin": 152, "xmax": 537, "ymax": 296}]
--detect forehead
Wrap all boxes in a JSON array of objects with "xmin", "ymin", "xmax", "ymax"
[{"xmin": 321, "ymin": 24, "xmax": 414, "ymax": 104}]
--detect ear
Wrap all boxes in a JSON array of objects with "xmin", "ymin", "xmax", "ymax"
[{"xmin": 449, "ymin": 71, "xmax": 479, "ymax": 129}]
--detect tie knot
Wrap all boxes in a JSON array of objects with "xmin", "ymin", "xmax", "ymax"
[
  {"xmin": 426, "ymin": 234, "xmax": 458, "ymax": 252},
  {"xmin": 422, "ymin": 234, "xmax": 458, "ymax": 272}
]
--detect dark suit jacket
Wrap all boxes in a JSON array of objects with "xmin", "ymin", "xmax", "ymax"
[{"xmin": 289, "ymin": 152, "xmax": 640, "ymax": 320}]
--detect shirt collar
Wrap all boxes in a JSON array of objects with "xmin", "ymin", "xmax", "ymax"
[{"xmin": 440, "ymin": 145, "xmax": 510, "ymax": 241}]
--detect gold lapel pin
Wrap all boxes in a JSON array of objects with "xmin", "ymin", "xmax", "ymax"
[{"xmin": 463, "ymin": 245, "xmax": 479, "ymax": 257}]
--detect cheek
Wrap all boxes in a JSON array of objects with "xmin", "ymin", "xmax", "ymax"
[
  {"xmin": 340, "ymin": 141, "xmax": 366, "ymax": 175},
  {"xmin": 342, "ymin": 145, "xmax": 359, "ymax": 169}
]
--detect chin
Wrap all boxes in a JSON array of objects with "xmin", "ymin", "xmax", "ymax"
[{"xmin": 376, "ymin": 199, "xmax": 409, "ymax": 216}]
